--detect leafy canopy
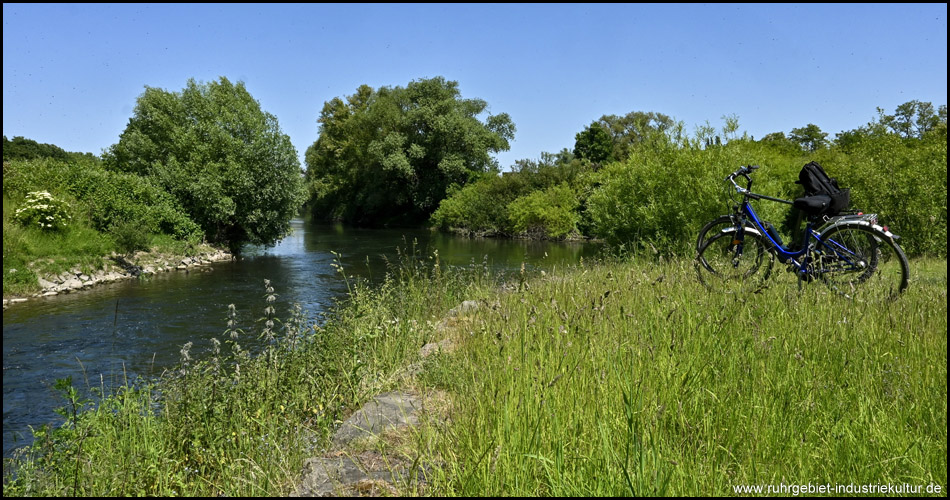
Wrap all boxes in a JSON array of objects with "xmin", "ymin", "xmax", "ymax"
[
  {"xmin": 103, "ymin": 77, "xmax": 306, "ymax": 253},
  {"xmin": 305, "ymin": 76, "xmax": 515, "ymax": 225}
]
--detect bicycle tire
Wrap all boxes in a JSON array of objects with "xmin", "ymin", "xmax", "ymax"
[
  {"xmin": 814, "ymin": 223, "xmax": 909, "ymax": 301},
  {"xmin": 695, "ymin": 228, "xmax": 775, "ymax": 293},
  {"xmin": 696, "ymin": 215, "xmax": 738, "ymax": 255}
]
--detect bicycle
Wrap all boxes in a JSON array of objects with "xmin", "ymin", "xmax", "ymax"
[{"xmin": 694, "ymin": 165, "xmax": 909, "ymax": 301}]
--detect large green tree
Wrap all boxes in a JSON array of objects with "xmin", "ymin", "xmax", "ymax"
[
  {"xmin": 573, "ymin": 123, "xmax": 614, "ymax": 165},
  {"xmin": 789, "ymin": 123, "xmax": 828, "ymax": 152},
  {"xmin": 103, "ymin": 77, "xmax": 306, "ymax": 253},
  {"xmin": 305, "ymin": 77, "xmax": 515, "ymax": 225}
]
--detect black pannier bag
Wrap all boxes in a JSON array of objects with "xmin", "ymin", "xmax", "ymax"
[{"xmin": 792, "ymin": 161, "xmax": 850, "ymax": 216}]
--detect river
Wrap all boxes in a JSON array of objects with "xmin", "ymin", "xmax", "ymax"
[{"xmin": 2, "ymin": 219, "xmax": 602, "ymax": 459}]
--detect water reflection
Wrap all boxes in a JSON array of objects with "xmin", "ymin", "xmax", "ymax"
[{"xmin": 2, "ymin": 219, "xmax": 601, "ymax": 457}]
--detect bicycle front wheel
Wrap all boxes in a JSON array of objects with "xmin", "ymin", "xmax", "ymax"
[
  {"xmin": 695, "ymin": 228, "xmax": 774, "ymax": 293},
  {"xmin": 815, "ymin": 223, "xmax": 909, "ymax": 301},
  {"xmin": 696, "ymin": 215, "xmax": 737, "ymax": 255}
]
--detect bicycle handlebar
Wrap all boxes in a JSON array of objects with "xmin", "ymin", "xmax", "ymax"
[{"xmin": 725, "ymin": 165, "xmax": 760, "ymax": 193}]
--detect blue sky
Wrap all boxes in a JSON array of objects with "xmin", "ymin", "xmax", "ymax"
[{"xmin": 3, "ymin": 3, "xmax": 947, "ymax": 170}]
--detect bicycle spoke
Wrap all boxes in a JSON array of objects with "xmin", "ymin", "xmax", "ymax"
[
  {"xmin": 817, "ymin": 224, "xmax": 909, "ymax": 301},
  {"xmin": 695, "ymin": 229, "xmax": 774, "ymax": 294}
]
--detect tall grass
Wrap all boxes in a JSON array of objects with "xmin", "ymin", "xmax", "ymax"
[
  {"xmin": 3, "ymin": 251, "xmax": 945, "ymax": 496},
  {"xmin": 1, "ymin": 247, "xmax": 493, "ymax": 496},
  {"xmin": 419, "ymin": 257, "xmax": 947, "ymax": 495}
]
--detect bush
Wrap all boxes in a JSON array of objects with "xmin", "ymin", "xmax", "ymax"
[
  {"xmin": 13, "ymin": 191, "xmax": 72, "ymax": 231},
  {"xmin": 112, "ymin": 220, "xmax": 152, "ymax": 255},
  {"xmin": 104, "ymin": 77, "xmax": 307, "ymax": 252},
  {"xmin": 507, "ymin": 183, "xmax": 580, "ymax": 238},
  {"xmin": 586, "ymin": 140, "xmax": 807, "ymax": 254},
  {"xmin": 3, "ymin": 158, "xmax": 202, "ymax": 242}
]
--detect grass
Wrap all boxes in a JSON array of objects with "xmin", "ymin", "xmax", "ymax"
[
  {"xmin": 3, "ymin": 195, "xmax": 218, "ymax": 298},
  {"xmin": 2, "ymin": 247, "xmax": 490, "ymax": 496},
  {"xmin": 2, "ymin": 251, "xmax": 946, "ymax": 496},
  {"xmin": 416, "ymin": 256, "xmax": 948, "ymax": 496}
]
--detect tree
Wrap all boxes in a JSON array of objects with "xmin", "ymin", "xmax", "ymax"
[
  {"xmin": 834, "ymin": 100, "xmax": 948, "ymax": 151},
  {"xmin": 103, "ymin": 77, "xmax": 306, "ymax": 253},
  {"xmin": 877, "ymin": 100, "xmax": 946, "ymax": 138},
  {"xmin": 305, "ymin": 77, "xmax": 515, "ymax": 225},
  {"xmin": 597, "ymin": 111, "xmax": 677, "ymax": 160},
  {"xmin": 3, "ymin": 136, "xmax": 70, "ymax": 161},
  {"xmin": 789, "ymin": 123, "xmax": 828, "ymax": 152},
  {"xmin": 573, "ymin": 122, "xmax": 614, "ymax": 165},
  {"xmin": 758, "ymin": 132, "xmax": 800, "ymax": 154}
]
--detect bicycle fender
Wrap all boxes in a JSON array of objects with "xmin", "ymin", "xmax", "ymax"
[
  {"xmin": 821, "ymin": 220, "xmax": 900, "ymax": 240},
  {"xmin": 717, "ymin": 226, "xmax": 766, "ymax": 238}
]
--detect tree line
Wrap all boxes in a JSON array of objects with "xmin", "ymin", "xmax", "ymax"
[{"xmin": 4, "ymin": 74, "xmax": 946, "ymax": 258}]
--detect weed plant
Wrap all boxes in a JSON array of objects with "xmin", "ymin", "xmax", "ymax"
[
  {"xmin": 2, "ymin": 246, "xmax": 495, "ymax": 496},
  {"xmin": 416, "ymin": 257, "xmax": 947, "ymax": 496},
  {"xmin": 3, "ymin": 249, "xmax": 945, "ymax": 496}
]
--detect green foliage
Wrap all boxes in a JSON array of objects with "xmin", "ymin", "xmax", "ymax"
[
  {"xmin": 431, "ymin": 150, "xmax": 594, "ymax": 236},
  {"xmin": 573, "ymin": 122, "xmax": 614, "ymax": 164},
  {"xmin": 438, "ymin": 100, "xmax": 945, "ymax": 258},
  {"xmin": 2, "ymin": 135, "xmax": 99, "ymax": 163},
  {"xmin": 598, "ymin": 111, "xmax": 682, "ymax": 161},
  {"xmin": 789, "ymin": 123, "xmax": 828, "ymax": 151},
  {"xmin": 305, "ymin": 77, "xmax": 515, "ymax": 225},
  {"xmin": 112, "ymin": 220, "xmax": 152, "ymax": 256},
  {"xmin": 808, "ymin": 129, "xmax": 947, "ymax": 257},
  {"xmin": 3, "ymin": 157, "xmax": 201, "ymax": 241},
  {"xmin": 13, "ymin": 191, "xmax": 73, "ymax": 231},
  {"xmin": 429, "ymin": 175, "xmax": 516, "ymax": 234},
  {"xmin": 507, "ymin": 183, "xmax": 580, "ymax": 238},
  {"xmin": 103, "ymin": 77, "xmax": 307, "ymax": 252}
]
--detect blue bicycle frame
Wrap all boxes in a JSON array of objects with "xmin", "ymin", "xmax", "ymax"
[{"xmin": 732, "ymin": 195, "xmax": 867, "ymax": 281}]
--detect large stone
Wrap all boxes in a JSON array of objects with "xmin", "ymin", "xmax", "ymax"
[
  {"xmin": 37, "ymin": 277, "xmax": 57, "ymax": 290},
  {"xmin": 419, "ymin": 338, "xmax": 455, "ymax": 358},
  {"xmin": 331, "ymin": 392, "xmax": 421, "ymax": 448},
  {"xmin": 293, "ymin": 455, "xmax": 392, "ymax": 497},
  {"xmin": 446, "ymin": 300, "xmax": 479, "ymax": 317},
  {"xmin": 62, "ymin": 278, "xmax": 83, "ymax": 290}
]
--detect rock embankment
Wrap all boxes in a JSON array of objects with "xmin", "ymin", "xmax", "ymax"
[
  {"xmin": 292, "ymin": 300, "xmax": 480, "ymax": 497},
  {"xmin": 3, "ymin": 248, "xmax": 232, "ymax": 309}
]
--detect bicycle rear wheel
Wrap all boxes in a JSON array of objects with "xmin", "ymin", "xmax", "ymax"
[
  {"xmin": 695, "ymin": 228, "xmax": 774, "ymax": 293},
  {"xmin": 815, "ymin": 223, "xmax": 909, "ymax": 301}
]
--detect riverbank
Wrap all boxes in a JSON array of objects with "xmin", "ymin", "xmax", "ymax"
[
  {"xmin": 2, "ymin": 246, "xmax": 233, "ymax": 309},
  {"xmin": 3, "ymin": 256, "xmax": 946, "ymax": 496}
]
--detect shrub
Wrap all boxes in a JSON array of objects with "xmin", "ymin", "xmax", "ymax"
[
  {"xmin": 507, "ymin": 183, "xmax": 580, "ymax": 238},
  {"xmin": 13, "ymin": 191, "xmax": 72, "ymax": 231},
  {"xmin": 112, "ymin": 220, "xmax": 152, "ymax": 255}
]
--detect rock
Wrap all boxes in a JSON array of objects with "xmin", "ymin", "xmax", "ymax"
[
  {"xmin": 419, "ymin": 338, "xmax": 455, "ymax": 358},
  {"xmin": 447, "ymin": 300, "xmax": 479, "ymax": 317},
  {"xmin": 62, "ymin": 278, "xmax": 83, "ymax": 290},
  {"xmin": 37, "ymin": 277, "xmax": 57, "ymax": 290},
  {"xmin": 332, "ymin": 392, "xmax": 422, "ymax": 448},
  {"xmin": 293, "ymin": 452, "xmax": 405, "ymax": 497}
]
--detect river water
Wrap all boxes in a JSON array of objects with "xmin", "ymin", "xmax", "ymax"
[{"xmin": 2, "ymin": 219, "xmax": 601, "ymax": 458}]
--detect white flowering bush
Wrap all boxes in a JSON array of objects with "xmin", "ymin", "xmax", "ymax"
[{"xmin": 14, "ymin": 191, "xmax": 72, "ymax": 231}]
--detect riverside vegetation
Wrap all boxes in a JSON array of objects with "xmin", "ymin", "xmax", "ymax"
[
  {"xmin": 3, "ymin": 77, "xmax": 306, "ymax": 299},
  {"xmin": 2, "ymin": 76, "xmax": 946, "ymax": 495},
  {"xmin": 2, "ymin": 249, "xmax": 946, "ymax": 495}
]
